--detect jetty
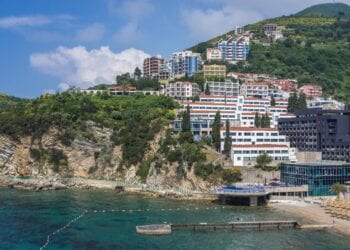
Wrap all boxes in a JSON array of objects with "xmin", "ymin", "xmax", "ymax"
[{"xmin": 136, "ymin": 220, "xmax": 331, "ymax": 235}]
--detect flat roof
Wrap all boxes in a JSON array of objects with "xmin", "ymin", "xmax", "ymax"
[{"xmin": 282, "ymin": 161, "xmax": 350, "ymax": 166}]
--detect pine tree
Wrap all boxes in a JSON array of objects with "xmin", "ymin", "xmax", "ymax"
[
  {"xmin": 181, "ymin": 105, "xmax": 191, "ymax": 132},
  {"xmin": 223, "ymin": 120, "xmax": 232, "ymax": 157},
  {"xmin": 205, "ymin": 83, "xmax": 210, "ymax": 95},
  {"xmin": 254, "ymin": 112, "xmax": 260, "ymax": 127},
  {"xmin": 270, "ymin": 96, "xmax": 276, "ymax": 106},
  {"xmin": 212, "ymin": 111, "xmax": 221, "ymax": 152}
]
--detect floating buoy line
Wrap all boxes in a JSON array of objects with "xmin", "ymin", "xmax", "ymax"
[{"xmin": 39, "ymin": 206, "xmax": 230, "ymax": 249}]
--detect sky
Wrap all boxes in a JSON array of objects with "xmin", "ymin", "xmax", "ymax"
[{"xmin": 0, "ymin": 0, "xmax": 349, "ymax": 98}]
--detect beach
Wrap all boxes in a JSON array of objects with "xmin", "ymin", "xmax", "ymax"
[{"xmin": 270, "ymin": 200, "xmax": 350, "ymax": 237}]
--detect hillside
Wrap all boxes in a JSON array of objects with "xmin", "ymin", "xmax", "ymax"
[
  {"xmin": 189, "ymin": 3, "xmax": 350, "ymax": 102},
  {"xmin": 295, "ymin": 3, "xmax": 350, "ymax": 18},
  {"xmin": 0, "ymin": 94, "xmax": 26, "ymax": 109}
]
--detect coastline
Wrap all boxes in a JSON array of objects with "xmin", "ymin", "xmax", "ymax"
[
  {"xmin": 269, "ymin": 200, "xmax": 350, "ymax": 237},
  {"xmin": 0, "ymin": 175, "xmax": 216, "ymax": 201}
]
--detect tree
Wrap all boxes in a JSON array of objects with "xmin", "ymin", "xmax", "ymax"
[
  {"xmin": 263, "ymin": 113, "xmax": 270, "ymax": 128},
  {"xmin": 181, "ymin": 105, "xmax": 191, "ymax": 132},
  {"xmin": 222, "ymin": 168, "xmax": 242, "ymax": 185},
  {"xmin": 205, "ymin": 83, "xmax": 210, "ymax": 95},
  {"xmin": 288, "ymin": 91, "xmax": 298, "ymax": 113},
  {"xmin": 270, "ymin": 96, "xmax": 276, "ymax": 106},
  {"xmin": 256, "ymin": 153, "xmax": 272, "ymax": 169},
  {"xmin": 254, "ymin": 112, "xmax": 260, "ymax": 128},
  {"xmin": 297, "ymin": 92, "xmax": 307, "ymax": 110},
  {"xmin": 212, "ymin": 111, "xmax": 221, "ymax": 152},
  {"xmin": 134, "ymin": 67, "xmax": 142, "ymax": 79},
  {"xmin": 223, "ymin": 120, "xmax": 232, "ymax": 157},
  {"xmin": 330, "ymin": 183, "xmax": 346, "ymax": 198}
]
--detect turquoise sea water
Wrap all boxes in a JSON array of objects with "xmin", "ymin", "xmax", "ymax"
[{"xmin": 1, "ymin": 188, "xmax": 350, "ymax": 250}]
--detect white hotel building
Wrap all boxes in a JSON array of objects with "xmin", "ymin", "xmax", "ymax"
[{"xmin": 220, "ymin": 127, "xmax": 296, "ymax": 167}]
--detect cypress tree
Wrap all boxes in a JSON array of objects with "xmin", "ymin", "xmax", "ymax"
[
  {"xmin": 288, "ymin": 91, "xmax": 298, "ymax": 113},
  {"xmin": 264, "ymin": 113, "xmax": 270, "ymax": 128},
  {"xmin": 297, "ymin": 92, "xmax": 307, "ymax": 110},
  {"xmin": 212, "ymin": 111, "xmax": 221, "ymax": 152},
  {"xmin": 205, "ymin": 83, "xmax": 210, "ymax": 95},
  {"xmin": 254, "ymin": 112, "xmax": 260, "ymax": 128},
  {"xmin": 181, "ymin": 105, "xmax": 191, "ymax": 132},
  {"xmin": 223, "ymin": 120, "xmax": 232, "ymax": 157},
  {"xmin": 270, "ymin": 96, "xmax": 276, "ymax": 106}
]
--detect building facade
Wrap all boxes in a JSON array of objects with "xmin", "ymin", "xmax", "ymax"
[
  {"xmin": 169, "ymin": 51, "xmax": 201, "ymax": 77},
  {"xmin": 203, "ymin": 64, "xmax": 226, "ymax": 79},
  {"xmin": 143, "ymin": 56, "xmax": 164, "ymax": 79},
  {"xmin": 206, "ymin": 48, "xmax": 222, "ymax": 61},
  {"xmin": 217, "ymin": 36, "xmax": 250, "ymax": 61},
  {"xmin": 205, "ymin": 80, "xmax": 239, "ymax": 97},
  {"xmin": 299, "ymin": 85, "xmax": 322, "ymax": 99},
  {"xmin": 240, "ymin": 82, "xmax": 269, "ymax": 99},
  {"xmin": 280, "ymin": 162, "xmax": 350, "ymax": 196},
  {"xmin": 278, "ymin": 108, "xmax": 350, "ymax": 162},
  {"xmin": 164, "ymin": 81, "xmax": 200, "ymax": 100}
]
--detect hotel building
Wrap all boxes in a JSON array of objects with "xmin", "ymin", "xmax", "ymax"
[
  {"xmin": 206, "ymin": 48, "xmax": 222, "ymax": 61},
  {"xmin": 217, "ymin": 36, "xmax": 250, "ymax": 61},
  {"xmin": 169, "ymin": 51, "xmax": 202, "ymax": 77},
  {"xmin": 164, "ymin": 81, "xmax": 200, "ymax": 100},
  {"xmin": 240, "ymin": 82, "xmax": 269, "ymax": 99},
  {"xmin": 278, "ymin": 108, "xmax": 350, "ymax": 163},
  {"xmin": 205, "ymin": 80, "xmax": 239, "ymax": 97},
  {"xmin": 143, "ymin": 56, "xmax": 164, "ymax": 79},
  {"xmin": 299, "ymin": 84, "xmax": 322, "ymax": 99}
]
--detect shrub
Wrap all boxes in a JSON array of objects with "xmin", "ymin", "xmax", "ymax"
[
  {"xmin": 136, "ymin": 159, "xmax": 152, "ymax": 183},
  {"xmin": 167, "ymin": 149, "xmax": 182, "ymax": 163},
  {"xmin": 222, "ymin": 168, "xmax": 242, "ymax": 185}
]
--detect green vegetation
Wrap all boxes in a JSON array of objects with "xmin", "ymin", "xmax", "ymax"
[
  {"xmin": 194, "ymin": 163, "xmax": 242, "ymax": 184},
  {"xmin": 254, "ymin": 112, "xmax": 270, "ymax": 128},
  {"xmin": 114, "ymin": 72, "xmax": 161, "ymax": 90},
  {"xmin": 223, "ymin": 120, "xmax": 232, "ymax": 157},
  {"xmin": 0, "ymin": 94, "xmax": 27, "ymax": 109},
  {"xmin": 0, "ymin": 92, "xmax": 178, "ymax": 166},
  {"xmin": 295, "ymin": 3, "xmax": 350, "ymax": 18},
  {"xmin": 330, "ymin": 182, "xmax": 347, "ymax": 198},
  {"xmin": 136, "ymin": 158, "xmax": 153, "ymax": 183},
  {"xmin": 288, "ymin": 92, "xmax": 307, "ymax": 112},
  {"xmin": 212, "ymin": 111, "xmax": 221, "ymax": 152},
  {"xmin": 189, "ymin": 3, "xmax": 350, "ymax": 102},
  {"xmin": 255, "ymin": 153, "xmax": 273, "ymax": 169}
]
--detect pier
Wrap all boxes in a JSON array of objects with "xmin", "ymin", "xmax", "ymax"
[{"xmin": 136, "ymin": 220, "xmax": 330, "ymax": 235}]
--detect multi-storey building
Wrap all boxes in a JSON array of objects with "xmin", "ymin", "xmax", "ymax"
[
  {"xmin": 307, "ymin": 97, "xmax": 345, "ymax": 110},
  {"xmin": 270, "ymin": 80, "xmax": 298, "ymax": 92},
  {"xmin": 299, "ymin": 84, "xmax": 322, "ymax": 99},
  {"xmin": 219, "ymin": 127, "xmax": 294, "ymax": 167},
  {"xmin": 143, "ymin": 56, "xmax": 164, "ymax": 79},
  {"xmin": 164, "ymin": 81, "xmax": 200, "ymax": 100},
  {"xmin": 169, "ymin": 51, "xmax": 201, "ymax": 77},
  {"xmin": 217, "ymin": 36, "xmax": 250, "ymax": 61},
  {"xmin": 203, "ymin": 64, "xmax": 226, "ymax": 79},
  {"xmin": 205, "ymin": 80, "xmax": 239, "ymax": 97},
  {"xmin": 278, "ymin": 108, "xmax": 350, "ymax": 163},
  {"xmin": 240, "ymin": 82, "xmax": 269, "ymax": 99},
  {"xmin": 171, "ymin": 95, "xmax": 292, "ymax": 134},
  {"xmin": 263, "ymin": 24, "xmax": 285, "ymax": 41},
  {"xmin": 159, "ymin": 62, "xmax": 171, "ymax": 80},
  {"xmin": 206, "ymin": 48, "xmax": 222, "ymax": 61}
]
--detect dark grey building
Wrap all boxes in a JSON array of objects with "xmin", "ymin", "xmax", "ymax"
[{"xmin": 278, "ymin": 108, "xmax": 350, "ymax": 162}]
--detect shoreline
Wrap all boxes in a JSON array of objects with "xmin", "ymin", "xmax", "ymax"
[
  {"xmin": 0, "ymin": 175, "xmax": 216, "ymax": 201},
  {"xmin": 269, "ymin": 200, "xmax": 350, "ymax": 237}
]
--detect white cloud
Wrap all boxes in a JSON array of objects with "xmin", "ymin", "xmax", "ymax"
[
  {"xmin": 0, "ymin": 15, "xmax": 51, "ymax": 28},
  {"xmin": 58, "ymin": 82, "xmax": 70, "ymax": 92},
  {"xmin": 76, "ymin": 23, "xmax": 105, "ymax": 42},
  {"xmin": 113, "ymin": 22, "xmax": 142, "ymax": 44},
  {"xmin": 0, "ymin": 14, "xmax": 74, "ymax": 29},
  {"xmin": 108, "ymin": 0, "xmax": 154, "ymax": 19},
  {"xmin": 182, "ymin": 6, "xmax": 263, "ymax": 41},
  {"xmin": 30, "ymin": 46, "xmax": 150, "ymax": 89}
]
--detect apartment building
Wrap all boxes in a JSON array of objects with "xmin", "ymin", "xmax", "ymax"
[
  {"xmin": 164, "ymin": 81, "xmax": 200, "ymax": 100},
  {"xmin": 299, "ymin": 84, "xmax": 322, "ymax": 99},
  {"xmin": 278, "ymin": 108, "xmax": 350, "ymax": 162},
  {"xmin": 203, "ymin": 64, "xmax": 226, "ymax": 79},
  {"xmin": 240, "ymin": 82, "xmax": 269, "ymax": 99},
  {"xmin": 263, "ymin": 23, "xmax": 285, "ymax": 41},
  {"xmin": 169, "ymin": 51, "xmax": 202, "ymax": 77},
  {"xmin": 217, "ymin": 36, "xmax": 250, "ymax": 61},
  {"xmin": 206, "ymin": 48, "xmax": 222, "ymax": 61},
  {"xmin": 143, "ymin": 56, "xmax": 164, "ymax": 79},
  {"xmin": 205, "ymin": 80, "xmax": 239, "ymax": 97},
  {"xmin": 307, "ymin": 97, "xmax": 345, "ymax": 110}
]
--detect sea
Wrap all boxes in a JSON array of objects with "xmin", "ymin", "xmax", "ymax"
[{"xmin": 1, "ymin": 188, "xmax": 349, "ymax": 250}]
